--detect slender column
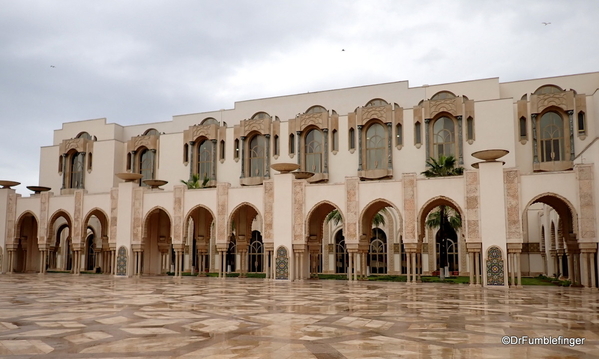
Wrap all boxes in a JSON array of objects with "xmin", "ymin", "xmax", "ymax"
[
  {"xmin": 296, "ymin": 131, "xmax": 302, "ymax": 166},
  {"xmin": 411, "ymin": 252, "xmax": 416, "ymax": 283},
  {"xmin": 558, "ymin": 253, "xmax": 564, "ymax": 277},
  {"xmin": 386, "ymin": 122, "xmax": 393, "ymax": 170},
  {"xmin": 510, "ymin": 253, "xmax": 515, "ymax": 286},
  {"xmin": 323, "ymin": 128, "xmax": 329, "ymax": 174},
  {"xmin": 61, "ymin": 154, "xmax": 67, "ymax": 189},
  {"xmin": 362, "ymin": 252, "xmax": 367, "ymax": 280},
  {"xmin": 567, "ymin": 110, "xmax": 574, "ymax": 160},
  {"xmin": 424, "ymin": 119, "xmax": 431, "ymax": 160},
  {"xmin": 517, "ymin": 252, "xmax": 522, "ymax": 287},
  {"xmin": 264, "ymin": 134, "xmax": 270, "ymax": 178},
  {"xmin": 347, "ymin": 253, "xmax": 354, "ymax": 282},
  {"xmin": 130, "ymin": 150, "xmax": 137, "ymax": 173},
  {"xmin": 211, "ymin": 139, "xmax": 217, "ymax": 181},
  {"xmin": 239, "ymin": 136, "xmax": 246, "ymax": 178},
  {"xmin": 78, "ymin": 152, "xmax": 86, "ymax": 188},
  {"xmin": 357, "ymin": 125, "xmax": 363, "ymax": 171},
  {"xmin": 591, "ymin": 253, "xmax": 597, "ymax": 289},
  {"xmin": 567, "ymin": 253, "xmax": 574, "ymax": 282},
  {"xmin": 474, "ymin": 252, "xmax": 480, "ymax": 285},
  {"xmin": 406, "ymin": 251, "xmax": 411, "ymax": 283},
  {"xmin": 581, "ymin": 253, "xmax": 588, "ymax": 287},
  {"xmin": 352, "ymin": 253, "xmax": 356, "ymax": 281},
  {"xmin": 469, "ymin": 252, "xmax": 474, "ymax": 286},
  {"xmin": 531, "ymin": 114, "xmax": 538, "ymax": 163},
  {"xmin": 188, "ymin": 141, "xmax": 195, "ymax": 179},
  {"xmin": 456, "ymin": 116, "xmax": 463, "ymax": 164}
]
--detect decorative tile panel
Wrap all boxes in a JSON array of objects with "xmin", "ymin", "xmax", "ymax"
[
  {"xmin": 275, "ymin": 246, "xmax": 289, "ymax": 280},
  {"xmin": 486, "ymin": 246, "xmax": 504, "ymax": 286},
  {"xmin": 116, "ymin": 246, "xmax": 128, "ymax": 276}
]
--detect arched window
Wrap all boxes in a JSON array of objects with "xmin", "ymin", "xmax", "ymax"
[
  {"xmin": 289, "ymin": 133, "xmax": 295, "ymax": 154},
  {"xmin": 332, "ymin": 129, "xmax": 339, "ymax": 151},
  {"xmin": 68, "ymin": 151, "xmax": 85, "ymax": 189},
  {"xmin": 366, "ymin": 98, "xmax": 388, "ymax": 107},
  {"xmin": 248, "ymin": 230, "xmax": 263, "ymax": 272},
  {"xmin": 305, "ymin": 129, "xmax": 323, "ymax": 173},
  {"xmin": 249, "ymin": 135, "xmax": 267, "ymax": 177},
  {"xmin": 197, "ymin": 140, "xmax": 213, "ymax": 179},
  {"xmin": 540, "ymin": 112, "xmax": 564, "ymax": 162},
  {"xmin": 234, "ymin": 139, "xmax": 240, "ymax": 160},
  {"xmin": 349, "ymin": 128, "xmax": 355, "ymax": 150},
  {"xmin": 395, "ymin": 123, "xmax": 403, "ymax": 146},
  {"xmin": 273, "ymin": 135, "xmax": 279, "ymax": 156},
  {"xmin": 365, "ymin": 123, "xmax": 385, "ymax": 170},
  {"xmin": 183, "ymin": 143, "xmax": 189, "ymax": 162},
  {"xmin": 578, "ymin": 111, "xmax": 586, "ymax": 135},
  {"xmin": 466, "ymin": 117, "xmax": 474, "ymax": 141},
  {"xmin": 335, "ymin": 230, "xmax": 347, "ymax": 274},
  {"xmin": 143, "ymin": 128, "xmax": 160, "ymax": 136},
  {"xmin": 201, "ymin": 117, "xmax": 219, "ymax": 125},
  {"xmin": 219, "ymin": 140, "xmax": 225, "ymax": 160},
  {"xmin": 534, "ymin": 85, "xmax": 563, "ymax": 95},
  {"xmin": 432, "ymin": 116, "xmax": 455, "ymax": 158},
  {"xmin": 431, "ymin": 91, "xmax": 456, "ymax": 101},
  {"xmin": 76, "ymin": 132, "xmax": 92, "ymax": 140},
  {"xmin": 305, "ymin": 105, "xmax": 326, "ymax": 114},
  {"xmin": 138, "ymin": 147, "xmax": 155, "ymax": 185},
  {"xmin": 414, "ymin": 122, "xmax": 422, "ymax": 145},
  {"xmin": 519, "ymin": 117, "xmax": 527, "ymax": 139}
]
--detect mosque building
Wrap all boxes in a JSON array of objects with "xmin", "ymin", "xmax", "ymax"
[{"xmin": 1, "ymin": 72, "xmax": 598, "ymax": 288}]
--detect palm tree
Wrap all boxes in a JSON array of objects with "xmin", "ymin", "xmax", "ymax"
[
  {"xmin": 421, "ymin": 155, "xmax": 464, "ymax": 177},
  {"xmin": 180, "ymin": 174, "xmax": 210, "ymax": 189},
  {"xmin": 325, "ymin": 208, "xmax": 389, "ymax": 227},
  {"xmin": 426, "ymin": 205, "xmax": 461, "ymax": 279},
  {"xmin": 421, "ymin": 155, "xmax": 464, "ymax": 278}
]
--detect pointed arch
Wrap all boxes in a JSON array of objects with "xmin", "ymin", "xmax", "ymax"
[
  {"xmin": 15, "ymin": 211, "xmax": 40, "ymax": 241},
  {"xmin": 47, "ymin": 210, "xmax": 73, "ymax": 244},
  {"xmin": 417, "ymin": 196, "xmax": 464, "ymax": 242},
  {"xmin": 358, "ymin": 198, "xmax": 402, "ymax": 240},
  {"xmin": 82, "ymin": 207, "xmax": 110, "ymax": 239},
  {"xmin": 142, "ymin": 206, "xmax": 174, "ymax": 242},
  {"xmin": 522, "ymin": 192, "xmax": 578, "ymax": 244}
]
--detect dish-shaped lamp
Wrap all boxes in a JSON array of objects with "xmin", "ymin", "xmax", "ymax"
[
  {"xmin": 0, "ymin": 180, "xmax": 21, "ymax": 189},
  {"xmin": 471, "ymin": 149, "xmax": 509, "ymax": 161},
  {"xmin": 27, "ymin": 186, "xmax": 51, "ymax": 194},
  {"xmin": 271, "ymin": 163, "xmax": 300, "ymax": 174},
  {"xmin": 116, "ymin": 173, "xmax": 144, "ymax": 182},
  {"xmin": 143, "ymin": 179, "xmax": 168, "ymax": 189}
]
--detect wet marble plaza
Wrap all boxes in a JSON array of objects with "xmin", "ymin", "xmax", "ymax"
[{"xmin": 0, "ymin": 274, "xmax": 598, "ymax": 358}]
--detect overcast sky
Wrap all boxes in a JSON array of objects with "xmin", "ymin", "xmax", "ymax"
[{"xmin": 1, "ymin": 0, "xmax": 598, "ymax": 195}]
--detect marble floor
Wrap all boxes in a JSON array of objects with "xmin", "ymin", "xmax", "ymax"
[{"xmin": 0, "ymin": 275, "xmax": 597, "ymax": 358}]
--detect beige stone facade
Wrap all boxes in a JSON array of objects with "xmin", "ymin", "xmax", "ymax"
[{"xmin": 1, "ymin": 72, "xmax": 599, "ymax": 288}]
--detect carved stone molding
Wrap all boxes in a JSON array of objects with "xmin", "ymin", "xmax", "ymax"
[
  {"xmin": 464, "ymin": 171, "xmax": 481, "ymax": 242},
  {"xmin": 110, "ymin": 188, "xmax": 118, "ymax": 244},
  {"xmin": 263, "ymin": 180, "xmax": 274, "ymax": 244},
  {"xmin": 576, "ymin": 164, "xmax": 596, "ymax": 240},
  {"xmin": 504, "ymin": 169, "xmax": 523, "ymax": 242},
  {"xmin": 293, "ymin": 180, "xmax": 305, "ymax": 243},
  {"xmin": 127, "ymin": 134, "xmax": 159, "ymax": 152},
  {"xmin": 402, "ymin": 173, "xmax": 417, "ymax": 242}
]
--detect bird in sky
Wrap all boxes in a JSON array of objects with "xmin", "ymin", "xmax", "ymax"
[
  {"xmin": 50, "ymin": 65, "xmax": 55, "ymax": 68},
  {"xmin": 341, "ymin": 49, "xmax": 345, "ymax": 52},
  {"xmin": 542, "ymin": 22, "xmax": 551, "ymax": 25}
]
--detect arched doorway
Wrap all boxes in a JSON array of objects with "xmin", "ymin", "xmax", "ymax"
[
  {"xmin": 418, "ymin": 197, "xmax": 464, "ymax": 280},
  {"xmin": 522, "ymin": 193, "xmax": 591, "ymax": 286},
  {"xmin": 307, "ymin": 202, "xmax": 343, "ymax": 279},
  {"xmin": 14, "ymin": 213, "xmax": 40, "ymax": 273},
  {"xmin": 142, "ymin": 208, "xmax": 172, "ymax": 275},
  {"xmin": 46, "ymin": 211, "xmax": 74, "ymax": 273},
  {"xmin": 334, "ymin": 230, "xmax": 348, "ymax": 274},
  {"xmin": 360, "ymin": 200, "xmax": 401, "ymax": 277},
  {"xmin": 184, "ymin": 205, "xmax": 214, "ymax": 276},
  {"xmin": 82, "ymin": 209, "xmax": 110, "ymax": 274},
  {"xmin": 227, "ymin": 203, "xmax": 261, "ymax": 277}
]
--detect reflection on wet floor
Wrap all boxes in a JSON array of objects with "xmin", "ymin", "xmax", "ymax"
[{"xmin": 0, "ymin": 274, "xmax": 597, "ymax": 358}]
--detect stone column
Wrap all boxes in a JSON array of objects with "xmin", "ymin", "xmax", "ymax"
[
  {"xmin": 456, "ymin": 116, "xmax": 463, "ymax": 164},
  {"xmin": 61, "ymin": 153, "xmax": 67, "ymax": 189},
  {"xmin": 239, "ymin": 136, "xmax": 246, "ymax": 178},
  {"xmin": 323, "ymin": 128, "xmax": 329, "ymax": 174},
  {"xmin": 296, "ymin": 131, "xmax": 302, "ymax": 166},
  {"xmin": 357, "ymin": 125, "xmax": 363, "ymax": 171},
  {"xmin": 567, "ymin": 110, "xmax": 574, "ymax": 160},
  {"xmin": 348, "ymin": 251, "xmax": 353, "ymax": 281},
  {"xmin": 188, "ymin": 141, "xmax": 195, "ymax": 179},
  {"xmin": 531, "ymin": 114, "xmax": 538, "ymax": 163},
  {"xmin": 211, "ymin": 139, "xmax": 217, "ymax": 181},
  {"xmin": 264, "ymin": 134, "xmax": 270, "ymax": 178},
  {"xmin": 424, "ymin": 119, "xmax": 430, "ymax": 160},
  {"xmin": 469, "ymin": 252, "xmax": 474, "ymax": 286},
  {"xmin": 386, "ymin": 122, "xmax": 393, "ymax": 170},
  {"xmin": 507, "ymin": 243, "xmax": 522, "ymax": 288},
  {"xmin": 130, "ymin": 150, "xmax": 137, "ymax": 172}
]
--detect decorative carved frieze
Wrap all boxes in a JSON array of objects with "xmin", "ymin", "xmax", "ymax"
[
  {"xmin": 504, "ymin": 169, "xmax": 523, "ymax": 242},
  {"xmin": 402, "ymin": 173, "xmax": 417, "ymax": 242},
  {"xmin": 263, "ymin": 180, "xmax": 274, "ymax": 244},
  {"xmin": 293, "ymin": 180, "xmax": 305, "ymax": 243},
  {"xmin": 127, "ymin": 134, "xmax": 159, "ymax": 152},
  {"xmin": 576, "ymin": 164, "xmax": 596, "ymax": 240}
]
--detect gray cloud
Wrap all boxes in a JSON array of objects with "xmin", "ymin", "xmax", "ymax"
[{"xmin": 1, "ymin": 0, "xmax": 598, "ymax": 194}]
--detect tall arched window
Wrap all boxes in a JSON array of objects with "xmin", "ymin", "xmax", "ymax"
[
  {"xmin": 197, "ymin": 140, "xmax": 213, "ymax": 179},
  {"xmin": 540, "ymin": 112, "xmax": 564, "ymax": 162},
  {"xmin": 305, "ymin": 129, "xmax": 323, "ymax": 173},
  {"xmin": 365, "ymin": 123, "xmax": 385, "ymax": 170},
  {"xmin": 349, "ymin": 128, "xmax": 355, "ymax": 150},
  {"xmin": 289, "ymin": 133, "xmax": 295, "ymax": 154},
  {"xmin": 369, "ymin": 228, "xmax": 387, "ymax": 274},
  {"xmin": 432, "ymin": 116, "xmax": 455, "ymax": 158},
  {"xmin": 332, "ymin": 129, "xmax": 338, "ymax": 151},
  {"xmin": 249, "ymin": 135, "xmax": 266, "ymax": 177},
  {"xmin": 69, "ymin": 151, "xmax": 85, "ymax": 189},
  {"xmin": 395, "ymin": 123, "xmax": 403, "ymax": 146},
  {"xmin": 138, "ymin": 148, "xmax": 155, "ymax": 185}
]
